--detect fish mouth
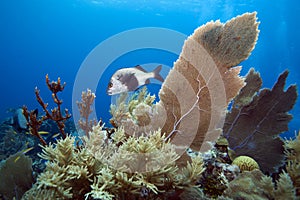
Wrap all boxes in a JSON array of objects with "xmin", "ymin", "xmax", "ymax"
[{"xmin": 106, "ymin": 90, "xmax": 112, "ymax": 95}]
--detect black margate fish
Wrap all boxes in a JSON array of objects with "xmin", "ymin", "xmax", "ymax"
[{"xmin": 107, "ymin": 65, "xmax": 164, "ymax": 95}]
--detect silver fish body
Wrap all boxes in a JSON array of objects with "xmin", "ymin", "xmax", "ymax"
[{"xmin": 107, "ymin": 65, "xmax": 164, "ymax": 95}]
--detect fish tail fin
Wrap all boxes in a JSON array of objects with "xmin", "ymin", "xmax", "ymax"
[{"xmin": 152, "ymin": 65, "xmax": 164, "ymax": 82}]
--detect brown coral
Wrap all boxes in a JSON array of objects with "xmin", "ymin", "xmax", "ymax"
[
  {"xmin": 23, "ymin": 74, "xmax": 71, "ymax": 145},
  {"xmin": 156, "ymin": 12, "xmax": 259, "ymax": 154},
  {"xmin": 39, "ymin": 74, "xmax": 71, "ymax": 138}
]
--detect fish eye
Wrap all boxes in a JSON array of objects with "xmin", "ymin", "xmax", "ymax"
[{"xmin": 108, "ymin": 82, "xmax": 113, "ymax": 88}]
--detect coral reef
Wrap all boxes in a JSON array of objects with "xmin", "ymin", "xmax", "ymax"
[
  {"xmin": 110, "ymin": 13, "xmax": 260, "ymax": 168},
  {"xmin": 13, "ymin": 12, "xmax": 300, "ymax": 200},
  {"xmin": 0, "ymin": 152, "xmax": 34, "ymax": 200},
  {"xmin": 83, "ymin": 124, "xmax": 205, "ymax": 199},
  {"xmin": 77, "ymin": 89, "xmax": 97, "ymax": 136},
  {"xmin": 223, "ymin": 69, "xmax": 298, "ymax": 173},
  {"xmin": 22, "ymin": 125, "xmax": 205, "ymax": 200},
  {"xmin": 196, "ymin": 136, "xmax": 239, "ymax": 198},
  {"xmin": 223, "ymin": 169, "xmax": 296, "ymax": 200},
  {"xmin": 158, "ymin": 12, "xmax": 258, "ymax": 154}
]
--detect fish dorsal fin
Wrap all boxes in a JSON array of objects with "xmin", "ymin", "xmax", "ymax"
[{"xmin": 134, "ymin": 65, "xmax": 148, "ymax": 73}]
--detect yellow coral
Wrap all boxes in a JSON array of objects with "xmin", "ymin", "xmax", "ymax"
[{"xmin": 232, "ymin": 155, "xmax": 259, "ymax": 172}]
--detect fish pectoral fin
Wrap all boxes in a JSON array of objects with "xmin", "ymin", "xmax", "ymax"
[{"xmin": 153, "ymin": 65, "xmax": 164, "ymax": 82}]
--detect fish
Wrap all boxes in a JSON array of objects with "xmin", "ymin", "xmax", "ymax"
[
  {"xmin": 14, "ymin": 147, "xmax": 34, "ymax": 163},
  {"xmin": 14, "ymin": 156, "xmax": 21, "ymax": 163},
  {"xmin": 38, "ymin": 131, "xmax": 50, "ymax": 135},
  {"xmin": 51, "ymin": 133, "xmax": 60, "ymax": 139},
  {"xmin": 22, "ymin": 147, "xmax": 34, "ymax": 154},
  {"xmin": 107, "ymin": 65, "xmax": 164, "ymax": 95}
]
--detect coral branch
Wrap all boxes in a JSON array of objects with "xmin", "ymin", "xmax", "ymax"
[
  {"xmin": 34, "ymin": 75, "xmax": 71, "ymax": 138},
  {"xmin": 76, "ymin": 89, "xmax": 97, "ymax": 136},
  {"xmin": 23, "ymin": 74, "xmax": 71, "ymax": 144},
  {"xmin": 22, "ymin": 106, "xmax": 47, "ymax": 146}
]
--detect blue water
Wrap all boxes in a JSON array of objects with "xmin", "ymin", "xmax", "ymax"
[{"xmin": 0, "ymin": 0, "xmax": 299, "ymax": 138}]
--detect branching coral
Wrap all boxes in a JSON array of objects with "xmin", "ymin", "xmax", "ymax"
[
  {"xmin": 22, "ymin": 106, "xmax": 46, "ymax": 145},
  {"xmin": 22, "ymin": 74, "xmax": 71, "ymax": 145},
  {"xmin": 223, "ymin": 69, "xmax": 298, "ymax": 173},
  {"xmin": 77, "ymin": 89, "xmax": 97, "ymax": 136},
  {"xmin": 38, "ymin": 74, "xmax": 71, "ymax": 138}
]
